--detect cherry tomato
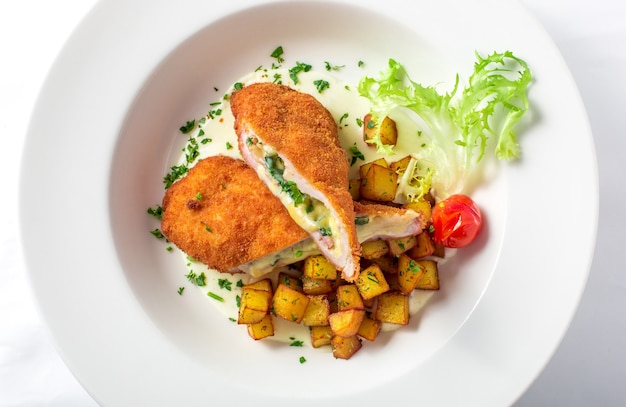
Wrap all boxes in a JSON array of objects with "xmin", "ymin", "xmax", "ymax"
[{"xmin": 431, "ymin": 194, "xmax": 482, "ymax": 248}]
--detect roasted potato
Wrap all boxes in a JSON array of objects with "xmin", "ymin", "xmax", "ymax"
[
  {"xmin": 360, "ymin": 164, "xmax": 398, "ymax": 202},
  {"xmin": 357, "ymin": 315, "xmax": 382, "ymax": 341},
  {"xmin": 361, "ymin": 239, "xmax": 390, "ymax": 260},
  {"xmin": 375, "ymin": 291, "xmax": 409, "ymax": 325},
  {"xmin": 238, "ymin": 285, "xmax": 272, "ymax": 325},
  {"xmin": 303, "ymin": 254, "xmax": 337, "ymax": 280},
  {"xmin": 310, "ymin": 326, "xmax": 333, "ymax": 348},
  {"xmin": 414, "ymin": 259, "xmax": 440, "ymax": 290},
  {"xmin": 363, "ymin": 114, "xmax": 398, "ymax": 147},
  {"xmin": 356, "ymin": 263, "xmax": 390, "ymax": 300},
  {"xmin": 407, "ymin": 232, "xmax": 436, "ymax": 258},
  {"xmin": 329, "ymin": 309, "xmax": 366, "ymax": 338},
  {"xmin": 396, "ymin": 253, "xmax": 426, "ymax": 295},
  {"xmin": 387, "ymin": 235, "xmax": 418, "ymax": 257},
  {"xmin": 359, "ymin": 157, "xmax": 388, "ymax": 179},
  {"xmin": 272, "ymin": 283, "xmax": 310, "ymax": 323},
  {"xmin": 336, "ymin": 284, "xmax": 364, "ymax": 311},
  {"xmin": 247, "ymin": 314, "xmax": 274, "ymax": 340},
  {"xmin": 331, "ymin": 335, "xmax": 362, "ymax": 359},
  {"xmin": 302, "ymin": 295, "xmax": 331, "ymax": 327},
  {"xmin": 301, "ymin": 275, "xmax": 335, "ymax": 295}
]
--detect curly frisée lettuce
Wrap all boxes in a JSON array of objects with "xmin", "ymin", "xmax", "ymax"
[{"xmin": 358, "ymin": 51, "xmax": 532, "ymax": 199}]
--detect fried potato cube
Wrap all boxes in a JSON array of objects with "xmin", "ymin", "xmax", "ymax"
[
  {"xmin": 363, "ymin": 113, "xmax": 398, "ymax": 147},
  {"xmin": 359, "ymin": 157, "xmax": 388, "ymax": 179},
  {"xmin": 390, "ymin": 155, "xmax": 412, "ymax": 174},
  {"xmin": 407, "ymin": 232, "xmax": 436, "ymax": 258},
  {"xmin": 397, "ymin": 253, "xmax": 426, "ymax": 295},
  {"xmin": 432, "ymin": 241, "xmax": 446, "ymax": 258},
  {"xmin": 329, "ymin": 309, "xmax": 365, "ymax": 338},
  {"xmin": 336, "ymin": 284, "xmax": 364, "ymax": 311},
  {"xmin": 301, "ymin": 275, "xmax": 335, "ymax": 295},
  {"xmin": 361, "ymin": 239, "xmax": 390, "ymax": 260},
  {"xmin": 302, "ymin": 295, "xmax": 331, "ymax": 326},
  {"xmin": 277, "ymin": 272, "xmax": 304, "ymax": 292},
  {"xmin": 245, "ymin": 278, "xmax": 272, "ymax": 292},
  {"xmin": 238, "ymin": 286, "xmax": 272, "ymax": 325},
  {"xmin": 349, "ymin": 178, "xmax": 361, "ymax": 201},
  {"xmin": 356, "ymin": 263, "xmax": 390, "ymax": 300},
  {"xmin": 310, "ymin": 326, "xmax": 333, "ymax": 348},
  {"xmin": 375, "ymin": 291, "xmax": 409, "ymax": 325},
  {"xmin": 372, "ymin": 256, "xmax": 398, "ymax": 274},
  {"xmin": 387, "ymin": 235, "xmax": 418, "ymax": 257},
  {"xmin": 303, "ymin": 254, "xmax": 337, "ymax": 280},
  {"xmin": 357, "ymin": 315, "xmax": 382, "ymax": 341},
  {"xmin": 247, "ymin": 314, "xmax": 274, "ymax": 340},
  {"xmin": 403, "ymin": 200, "xmax": 432, "ymax": 227},
  {"xmin": 414, "ymin": 259, "xmax": 440, "ymax": 290},
  {"xmin": 360, "ymin": 164, "xmax": 398, "ymax": 202},
  {"xmin": 272, "ymin": 283, "xmax": 310, "ymax": 323},
  {"xmin": 331, "ymin": 335, "xmax": 362, "ymax": 360}
]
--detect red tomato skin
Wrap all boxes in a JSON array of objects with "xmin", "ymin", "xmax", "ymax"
[{"xmin": 431, "ymin": 194, "xmax": 482, "ymax": 248}]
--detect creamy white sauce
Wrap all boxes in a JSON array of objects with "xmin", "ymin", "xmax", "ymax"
[{"xmin": 170, "ymin": 67, "xmax": 450, "ymax": 344}]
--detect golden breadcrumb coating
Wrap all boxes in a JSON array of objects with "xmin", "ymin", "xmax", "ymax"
[
  {"xmin": 230, "ymin": 82, "xmax": 361, "ymax": 280},
  {"xmin": 161, "ymin": 155, "xmax": 309, "ymax": 272}
]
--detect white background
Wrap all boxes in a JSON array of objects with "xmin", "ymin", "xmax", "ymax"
[{"xmin": 1, "ymin": 0, "xmax": 624, "ymax": 405}]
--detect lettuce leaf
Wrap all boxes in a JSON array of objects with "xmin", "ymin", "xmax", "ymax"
[{"xmin": 358, "ymin": 51, "xmax": 532, "ymax": 199}]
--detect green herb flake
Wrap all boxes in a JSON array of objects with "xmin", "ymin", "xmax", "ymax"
[
  {"xmin": 289, "ymin": 337, "xmax": 304, "ymax": 347},
  {"xmin": 179, "ymin": 119, "xmax": 195, "ymax": 134},
  {"xmin": 324, "ymin": 61, "xmax": 345, "ymax": 71},
  {"xmin": 150, "ymin": 229, "xmax": 165, "ymax": 239},
  {"xmin": 233, "ymin": 82, "xmax": 243, "ymax": 91},
  {"xmin": 207, "ymin": 292, "xmax": 224, "ymax": 302},
  {"xmin": 225, "ymin": 141, "xmax": 233, "ymax": 150},
  {"xmin": 185, "ymin": 270, "xmax": 207, "ymax": 287},
  {"xmin": 288, "ymin": 62, "xmax": 312, "ymax": 84},
  {"xmin": 195, "ymin": 192, "xmax": 202, "ymax": 200},
  {"xmin": 355, "ymin": 216, "xmax": 369, "ymax": 226},
  {"xmin": 271, "ymin": 46, "xmax": 285, "ymax": 63},
  {"xmin": 319, "ymin": 227, "xmax": 332, "ymax": 237},
  {"xmin": 163, "ymin": 164, "xmax": 189, "ymax": 189},
  {"xmin": 218, "ymin": 278, "xmax": 232, "ymax": 291},
  {"xmin": 299, "ymin": 356, "xmax": 307, "ymax": 364},
  {"xmin": 177, "ymin": 286, "xmax": 185, "ymax": 295},
  {"xmin": 349, "ymin": 143, "xmax": 365, "ymax": 166},
  {"xmin": 313, "ymin": 79, "xmax": 330, "ymax": 93},
  {"xmin": 147, "ymin": 205, "xmax": 164, "ymax": 220}
]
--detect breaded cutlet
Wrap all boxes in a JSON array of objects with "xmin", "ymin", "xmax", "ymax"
[{"xmin": 161, "ymin": 155, "xmax": 309, "ymax": 273}]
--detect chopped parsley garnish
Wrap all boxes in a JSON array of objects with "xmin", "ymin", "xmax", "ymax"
[
  {"xmin": 150, "ymin": 229, "xmax": 165, "ymax": 239},
  {"xmin": 355, "ymin": 216, "xmax": 370, "ymax": 226},
  {"xmin": 195, "ymin": 192, "xmax": 202, "ymax": 200},
  {"xmin": 313, "ymin": 79, "xmax": 330, "ymax": 93},
  {"xmin": 299, "ymin": 356, "xmax": 307, "ymax": 364},
  {"xmin": 319, "ymin": 227, "xmax": 332, "ymax": 237},
  {"xmin": 163, "ymin": 164, "xmax": 189, "ymax": 189},
  {"xmin": 218, "ymin": 278, "xmax": 232, "ymax": 291},
  {"xmin": 177, "ymin": 287, "xmax": 185, "ymax": 295},
  {"xmin": 233, "ymin": 82, "xmax": 243, "ymax": 91},
  {"xmin": 147, "ymin": 205, "xmax": 163, "ymax": 220},
  {"xmin": 349, "ymin": 143, "xmax": 365, "ymax": 166},
  {"xmin": 225, "ymin": 141, "xmax": 233, "ymax": 150},
  {"xmin": 339, "ymin": 112, "xmax": 349, "ymax": 125},
  {"xmin": 179, "ymin": 119, "xmax": 195, "ymax": 134},
  {"xmin": 185, "ymin": 270, "xmax": 206, "ymax": 287},
  {"xmin": 289, "ymin": 62, "xmax": 312, "ymax": 84},
  {"xmin": 271, "ymin": 46, "xmax": 285, "ymax": 63},
  {"xmin": 207, "ymin": 292, "xmax": 224, "ymax": 302},
  {"xmin": 184, "ymin": 136, "xmax": 200, "ymax": 164},
  {"xmin": 324, "ymin": 61, "xmax": 345, "ymax": 71},
  {"xmin": 289, "ymin": 337, "xmax": 304, "ymax": 347},
  {"xmin": 358, "ymin": 60, "xmax": 365, "ymax": 68}
]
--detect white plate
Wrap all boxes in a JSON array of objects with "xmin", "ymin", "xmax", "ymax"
[{"xmin": 19, "ymin": 0, "xmax": 597, "ymax": 405}]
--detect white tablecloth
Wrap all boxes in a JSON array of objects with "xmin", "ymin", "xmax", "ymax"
[{"xmin": 1, "ymin": 0, "xmax": 624, "ymax": 405}]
